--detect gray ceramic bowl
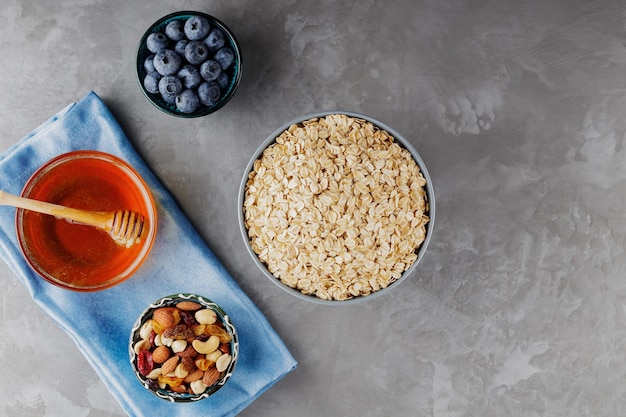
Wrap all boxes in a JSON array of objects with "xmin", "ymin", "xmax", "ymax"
[
  {"xmin": 129, "ymin": 293, "xmax": 238, "ymax": 402},
  {"xmin": 238, "ymin": 111, "xmax": 435, "ymax": 305}
]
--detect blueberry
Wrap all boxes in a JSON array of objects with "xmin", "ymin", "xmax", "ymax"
[
  {"xmin": 216, "ymin": 71, "xmax": 230, "ymax": 90},
  {"xmin": 200, "ymin": 59, "xmax": 221, "ymax": 81},
  {"xmin": 146, "ymin": 32, "xmax": 169, "ymax": 53},
  {"xmin": 158, "ymin": 75, "xmax": 182, "ymax": 104},
  {"xmin": 177, "ymin": 64, "xmax": 202, "ymax": 89},
  {"xmin": 204, "ymin": 28, "xmax": 226, "ymax": 51},
  {"xmin": 165, "ymin": 20, "xmax": 185, "ymax": 41},
  {"xmin": 174, "ymin": 39, "xmax": 189, "ymax": 56},
  {"xmin": 198, "ymin": 81, "xmax": 222, "ymax": 106},
  {"xmin": 214, "ymin": 47, "xmax": 235, "ymax": 70},
  {"xmin": 184, "ymin": 41, "xmax": 209, "ymax": 65},
  {"xmin": 175, "ymin": 89, "xmax": 200, "ymax": 113},
  {"xmin": 144, "ymin": 54, "xmax": 156, "ymax": 73},
  {"xmin": 153, "ymin": 49, "xmax": 182, "ymax": 76},
  {"xmin": 184, "ymin": 15, "xmax": 211, "ymax": 40},
  {"xmin": 143, "ymin": 72, "xmax": 161, "ymax": 94}
]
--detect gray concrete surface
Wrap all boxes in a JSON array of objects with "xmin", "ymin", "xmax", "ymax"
[{"xmin": 2, "ymin": 0, "xmax": 626, "ymax": 416}]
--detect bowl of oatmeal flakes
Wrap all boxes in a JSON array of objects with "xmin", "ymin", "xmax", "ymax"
[{"xmin": 238, "ymin": 112, "xmax": 435, "ymax": 304}]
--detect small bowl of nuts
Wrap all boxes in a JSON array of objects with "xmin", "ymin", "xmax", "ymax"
[
  {"xmin": 129, "ymin": 293, "xmax": 238, "ymax": 402},
  {"xmin": 238, "ymin": 112, "xmax": 435, "ymax": 304}
]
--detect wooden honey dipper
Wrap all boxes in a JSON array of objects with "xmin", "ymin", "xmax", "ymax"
[{"xmin": 0, "ymin": 190, "xmax": 145, "ymax": 248}]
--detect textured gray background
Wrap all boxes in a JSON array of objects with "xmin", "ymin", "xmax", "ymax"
[{"xmin": 2, "ymin": 0, "xmax": 626, "ymax": 416}]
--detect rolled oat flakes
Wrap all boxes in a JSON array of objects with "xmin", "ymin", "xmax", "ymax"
[{"xmin": 243, "ymin": 114, "xmax": 430, "ymax": 301}]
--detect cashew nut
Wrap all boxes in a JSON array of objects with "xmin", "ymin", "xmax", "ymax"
[
  {"xmin": 139, "ymin": 320, "xmax": 154, "ymax": 340},
  {"xmin": 205, "ymin": 349, "xmax": 222, "ymax": 363},
  {"xmin": 146, "ymin": 367, "xmax": 162, "ymax": 379},
  {"xmin": 133, "ymin": 338, "xmax": 151, "ymax": 355},
  {"xmin": 160, "ymin": 334, "xmax": 174, "ymax": 347},
  {"xmin": 192, "ymin": 335, "xmax": 220, "ymax": 354},
  {"xmin": 174, "ymin": 363, "xmax": 189, "ymax": 379}
]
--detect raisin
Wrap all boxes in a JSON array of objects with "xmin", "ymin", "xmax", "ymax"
[
  {"xmin": 163, "ymin": 324, "xmax": 194, "ymax": 340},
  {"xmin": 179, "ymin": 310, "xmax": 196, "ymax": 327},
  {"xmin": 158, "ymin": 375, "xmax": 184, "ymax": 388}
]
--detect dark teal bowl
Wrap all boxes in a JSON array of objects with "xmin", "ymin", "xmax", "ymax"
[{"xmin": 136, "ymin": 11, "xmax": 242, "ymax": 117}]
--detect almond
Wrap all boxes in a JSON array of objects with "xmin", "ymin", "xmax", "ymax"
[
  {"xmin": 160, "ymin": 356, "xmax": 179, "ymax": 375},
  {"xmin": 152, "ymin": 345, "xmax": 171, "ymax": 364},
  {"xmin": 184, "ymin": 368, "xmax": 204, "ymax": 383},
  {"xmin": 176, "ymin": 301, "xmax": 202, "ymax": 311},
  {"xmin": 153, "ymin": 308, "xmax": 176, "ymax": 327},
  {"xmin": 202, "ymin": 367, "xmax": 221, "ymax": 387}
]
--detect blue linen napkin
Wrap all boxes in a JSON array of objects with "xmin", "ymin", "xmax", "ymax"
[{"xmin": 0, "ymin": 91, "xmax": 297, "ymax": 416}]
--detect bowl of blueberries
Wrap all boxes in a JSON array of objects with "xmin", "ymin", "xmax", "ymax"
[{"xmin": 137, "ymin": 11, "xmax": 242, "ymax": 117}]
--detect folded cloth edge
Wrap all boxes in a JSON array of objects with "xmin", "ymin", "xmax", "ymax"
[{"xmin": 0, "ymin": 91, "xmax": 297, "ymax": 417}]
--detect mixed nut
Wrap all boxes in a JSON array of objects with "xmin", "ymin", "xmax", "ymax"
[{"xmin": 132, "ymin": 299, "xmax": 234, "ymax": 396}]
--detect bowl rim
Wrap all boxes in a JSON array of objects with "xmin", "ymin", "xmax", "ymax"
[
  {"xmin": 136, "ymin": 10, "xmax": 243, "ymax": 118},
  {"xmin": 237, "ymin": 111, "xmax": 436, "ymax": 305},
  {"xmin": 128, "ymin": 293, "xmax": 239, "ymax": 402},
  {"xmin": 16, "ymin": 150, "xmax": 158, "ymax": 291}
]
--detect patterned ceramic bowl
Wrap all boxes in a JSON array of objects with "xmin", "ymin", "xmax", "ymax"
[{"xmin": 129, "ymin": 293, "xmax": 239, "ymax": 402}]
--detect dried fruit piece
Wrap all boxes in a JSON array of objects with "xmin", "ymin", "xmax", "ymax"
[
  {"xmin": 204, "ymin": 324, "xmax": 232, "ymax": 344},
  {"xmin": 151, "ymin": 319, "xmax": 166, "ymax": 335},
  {"xmin": 181, "ymin": 356, "xmax": 195, "ymax": 372},
  {"xmin": 137, "ymin": 350, "xmax": 154, "ymax": 376},
  {"xmin": 162, "ymin": 324, "xmax": 194, "ymax": 340},
  {"xmin": 195, "ymin": 357, "xmax": 212, "ymax": 371},
  {"xmin": 179, "ymin": 310, "xmax": 196, "ymax": 326},
  {"xmin": 192, "ymin": 323, "xmax": 206, "ymax": 336},
  {"xmin": 158, "ymin": 374, "xmax": 184, "ymax": 388}
]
